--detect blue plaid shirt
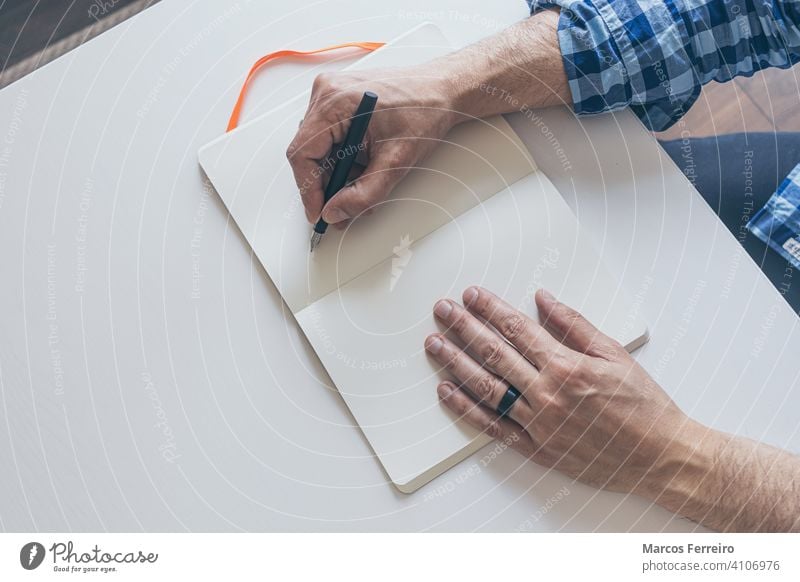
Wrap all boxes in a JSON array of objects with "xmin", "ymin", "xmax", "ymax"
[{"xmin": 528, "ymin": 0, "xmax": 800, "ymax": 269}]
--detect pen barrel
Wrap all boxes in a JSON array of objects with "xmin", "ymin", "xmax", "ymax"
[
  {"xmin": 313, "ymin": 91, "xmax": 378, "ymax": 239},
  {"xmin": 321, "ymin": 91, "xmax": 378, "ymax": 206},
  {"xmin": 322, "ymin": 145, "xmax": 358, "ymax": 204},
  {"xmin": 313, "ymin": 216, "xmax": 327, "ymax": 234}
]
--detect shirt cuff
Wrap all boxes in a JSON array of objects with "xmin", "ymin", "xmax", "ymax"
[
  {"xmin": 748, "ymin": 165, "xmax": 800, "ymax": 270},
  {"xmin": 527, "ymin": 0, "xmax": 700, "ymax": 131}
]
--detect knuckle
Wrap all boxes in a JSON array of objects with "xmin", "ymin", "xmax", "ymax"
[
  {"xmin": 392, "ymin": 141, "xmax": 417, "ymax": 164},
  {"xmin": 603, "ymin": 339, "xmax": 626, "ymax": 359},
  {"xmin": 500, "ymin": 314, "xmax": 526, "ymax": 341},
  {"xmin": 443, "ymin": 350, "xmax": 459, "ymax": 370},
  {"xmin": 485, "ymin": 420, "xmax": 504, "ymax": 440},
  {"xmin": 545, "ymin": 353, "xmax": 572, "ymax": 379},
  {"xmin": 367, "ymin": 147, "xmax": 406, "ymax": 177},
  {"xmin": 338, "ymin": 187, "xmax": 372, "ymax": 214},
  {"xmin": 473, "ymin": 291, "xmax": 494, "ymax": 317},
  {"xmin": 481, "ymin": 341, "xmax": 504, "ymax": 368},
  {"xmin": 473, "ymin": 374, "xmax": 497, "ymax": 400},
  {"xmin": 453, "ymin": 397, "xmax": 472, "ymax": 417},
  {"xmin": 446, "ymin": 391, "xmax": 467, "ymax": 415},
  {"xmin": 360, "ymin": 187, "xmax": 384, "ymax": 210},
  {"xmin": 571, "ymin": 356, "xmax": 592, "ymax": 380},
  {"xmin": 285, "ymin": 141, "xmax": 297, "ymax": 161},
  {"xmin": 449, "ymin": 310, "xmax": 470, "ymax": 335},
  {"xmin": 589, "ymin": 341, "xmax": 616, "ymax": 360},
  {"xmin": 312, "ymin": 72, "xmax": 333, "ymax": 92},
  {"xmin": 556, "ymin": 302, "xmax": 582, "ymax": 326}
]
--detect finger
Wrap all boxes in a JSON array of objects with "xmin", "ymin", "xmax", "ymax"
[
  {"xmin": 288, "ymin": 92, "xmax": 354, "ymax": 223},
  {"xmin": 437, "ymin": 381, "xmax": 535, "ymax": 453},
  {"xmin": 286, "ymin": 120, "xmax": 333, "ymax": 223},
  {"xmin": 347, "ymin": 160, "xmax": 366, "ymax": 181},
  {"xmin": 432, "ymin": 299, "xmax": 538, "ymax": 394},
  {"xmin": 320, "ymin": 145, "xmax": 408, "ymax": 224},
  {"xmin": 319, "ymin": 149, "xmax": 365, "ymax": 184},
  {"xmin": 425, "ymin": 333, "xmax": 533, "ymax": 426},
  {"xmin": 463, "ymin": 286, "xmax": 568, "ymax": 369},
  {"xmin": 535, "ymin": 289, "xmax": 625, "ymax": 359}
]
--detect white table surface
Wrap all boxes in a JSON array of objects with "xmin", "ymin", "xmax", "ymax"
[{"xmin": 0, "ymin": 0, "xmax": 797, "ymax": 532}]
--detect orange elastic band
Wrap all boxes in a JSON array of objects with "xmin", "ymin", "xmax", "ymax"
[{"xmin": 226, "ymin": 41, "xmax": 386, "ymax": 132}]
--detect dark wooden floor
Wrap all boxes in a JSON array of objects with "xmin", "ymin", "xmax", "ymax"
[
  {"xmin": 0, "ymin": 0, "xmax": 140, "ymax": 68},
  {"xmin": 658, "ymin": 66, "xmax": 800, "ymax": 140}
]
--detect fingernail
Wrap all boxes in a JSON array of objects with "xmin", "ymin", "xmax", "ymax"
[
  {"xmin": 437, "ymin": 382, "xmax": 455, "ymax": 398},
  {"xmin": 425, "ymin": 336, "xmax": 444, "ymax": 355},
  {"xmin": 540, "ymin": 288, "xmax": 556, "ymax": 303},
  {"xmin": 323, "ymin": 208, "xmax": 349, "ymax": 223},
  {"xmin": 463, "ymin": 287, "xmax": 478, "ymax": 306},
  {"xmin": 434, "ymin": 300, "xmax": 452, "ymax": 319}
]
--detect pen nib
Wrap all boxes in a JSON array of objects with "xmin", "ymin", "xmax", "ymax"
[{"xmin": 309, "ymin": 232, "xmax": 322, "ymax": 253}]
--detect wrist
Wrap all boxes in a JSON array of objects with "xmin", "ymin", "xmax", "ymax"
[
  {"xmin": 394, "ymin": 61, "xmax": 466, "ymax": 132},
  {"xmin": 434, "ymin": 9, "xmax": 567, "ymax": 123},
  {"xmin": 424, "ymin": 54, "xmax": 476, "ymax": 127},
  {"xmin": 638, "ymin": 419, "xmax": 724, "ymax": 507},
  {"xmin": 393, "ymin": 11, "xmax": 569, "ymax": 138}
]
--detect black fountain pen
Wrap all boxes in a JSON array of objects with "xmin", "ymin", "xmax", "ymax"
[{"xmin": 310, "ymin": 91, "xmax": 378, "ymax": 253}]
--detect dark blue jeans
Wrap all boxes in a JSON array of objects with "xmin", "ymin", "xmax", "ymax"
[{"xmin": 660, "ymin": 133, "xmax": 800, "ymax": 313}]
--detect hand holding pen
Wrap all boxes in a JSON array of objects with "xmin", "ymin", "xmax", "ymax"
[
  {"xmin": 285, "ymin": 70, "xmax": 460, "ymax": 247},
  {"xmin": 309, "ymin": 91, "xmax": 377, "ymax": 252}
]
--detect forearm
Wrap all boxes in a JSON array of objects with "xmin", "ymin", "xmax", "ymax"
[
  {"xmin": 647, "ymin": 423, "xmax": 800, "ymax": 532},
  {"xmin": 431, "ymin": 10, "xmax": 568, "ymax": 123}
]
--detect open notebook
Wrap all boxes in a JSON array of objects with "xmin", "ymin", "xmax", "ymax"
[{"xmin": 198, "ymin": 23, "xmax": 648, "ymax": 493}]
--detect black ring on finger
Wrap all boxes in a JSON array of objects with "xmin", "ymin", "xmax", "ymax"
[{"xmin": 496, "ymin": 385, "xmax": 522, "ymax": 418}]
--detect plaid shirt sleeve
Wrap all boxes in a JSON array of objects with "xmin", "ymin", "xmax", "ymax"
[
  {"xmin": 527, "ymin": 0, "xmax": 800, "ymax": 131},
  {"xmin": 748, "ymin": 167, "xmax": 800, "ymax": 270}
]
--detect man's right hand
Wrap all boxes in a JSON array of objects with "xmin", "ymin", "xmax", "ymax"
[
  {"xmin": 285, "ymin": 9, "xmax": 568, "ymax": 226},
  {"xmin": 286, "ymin": 67, "xmax": 461, "ymax": 225}
]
